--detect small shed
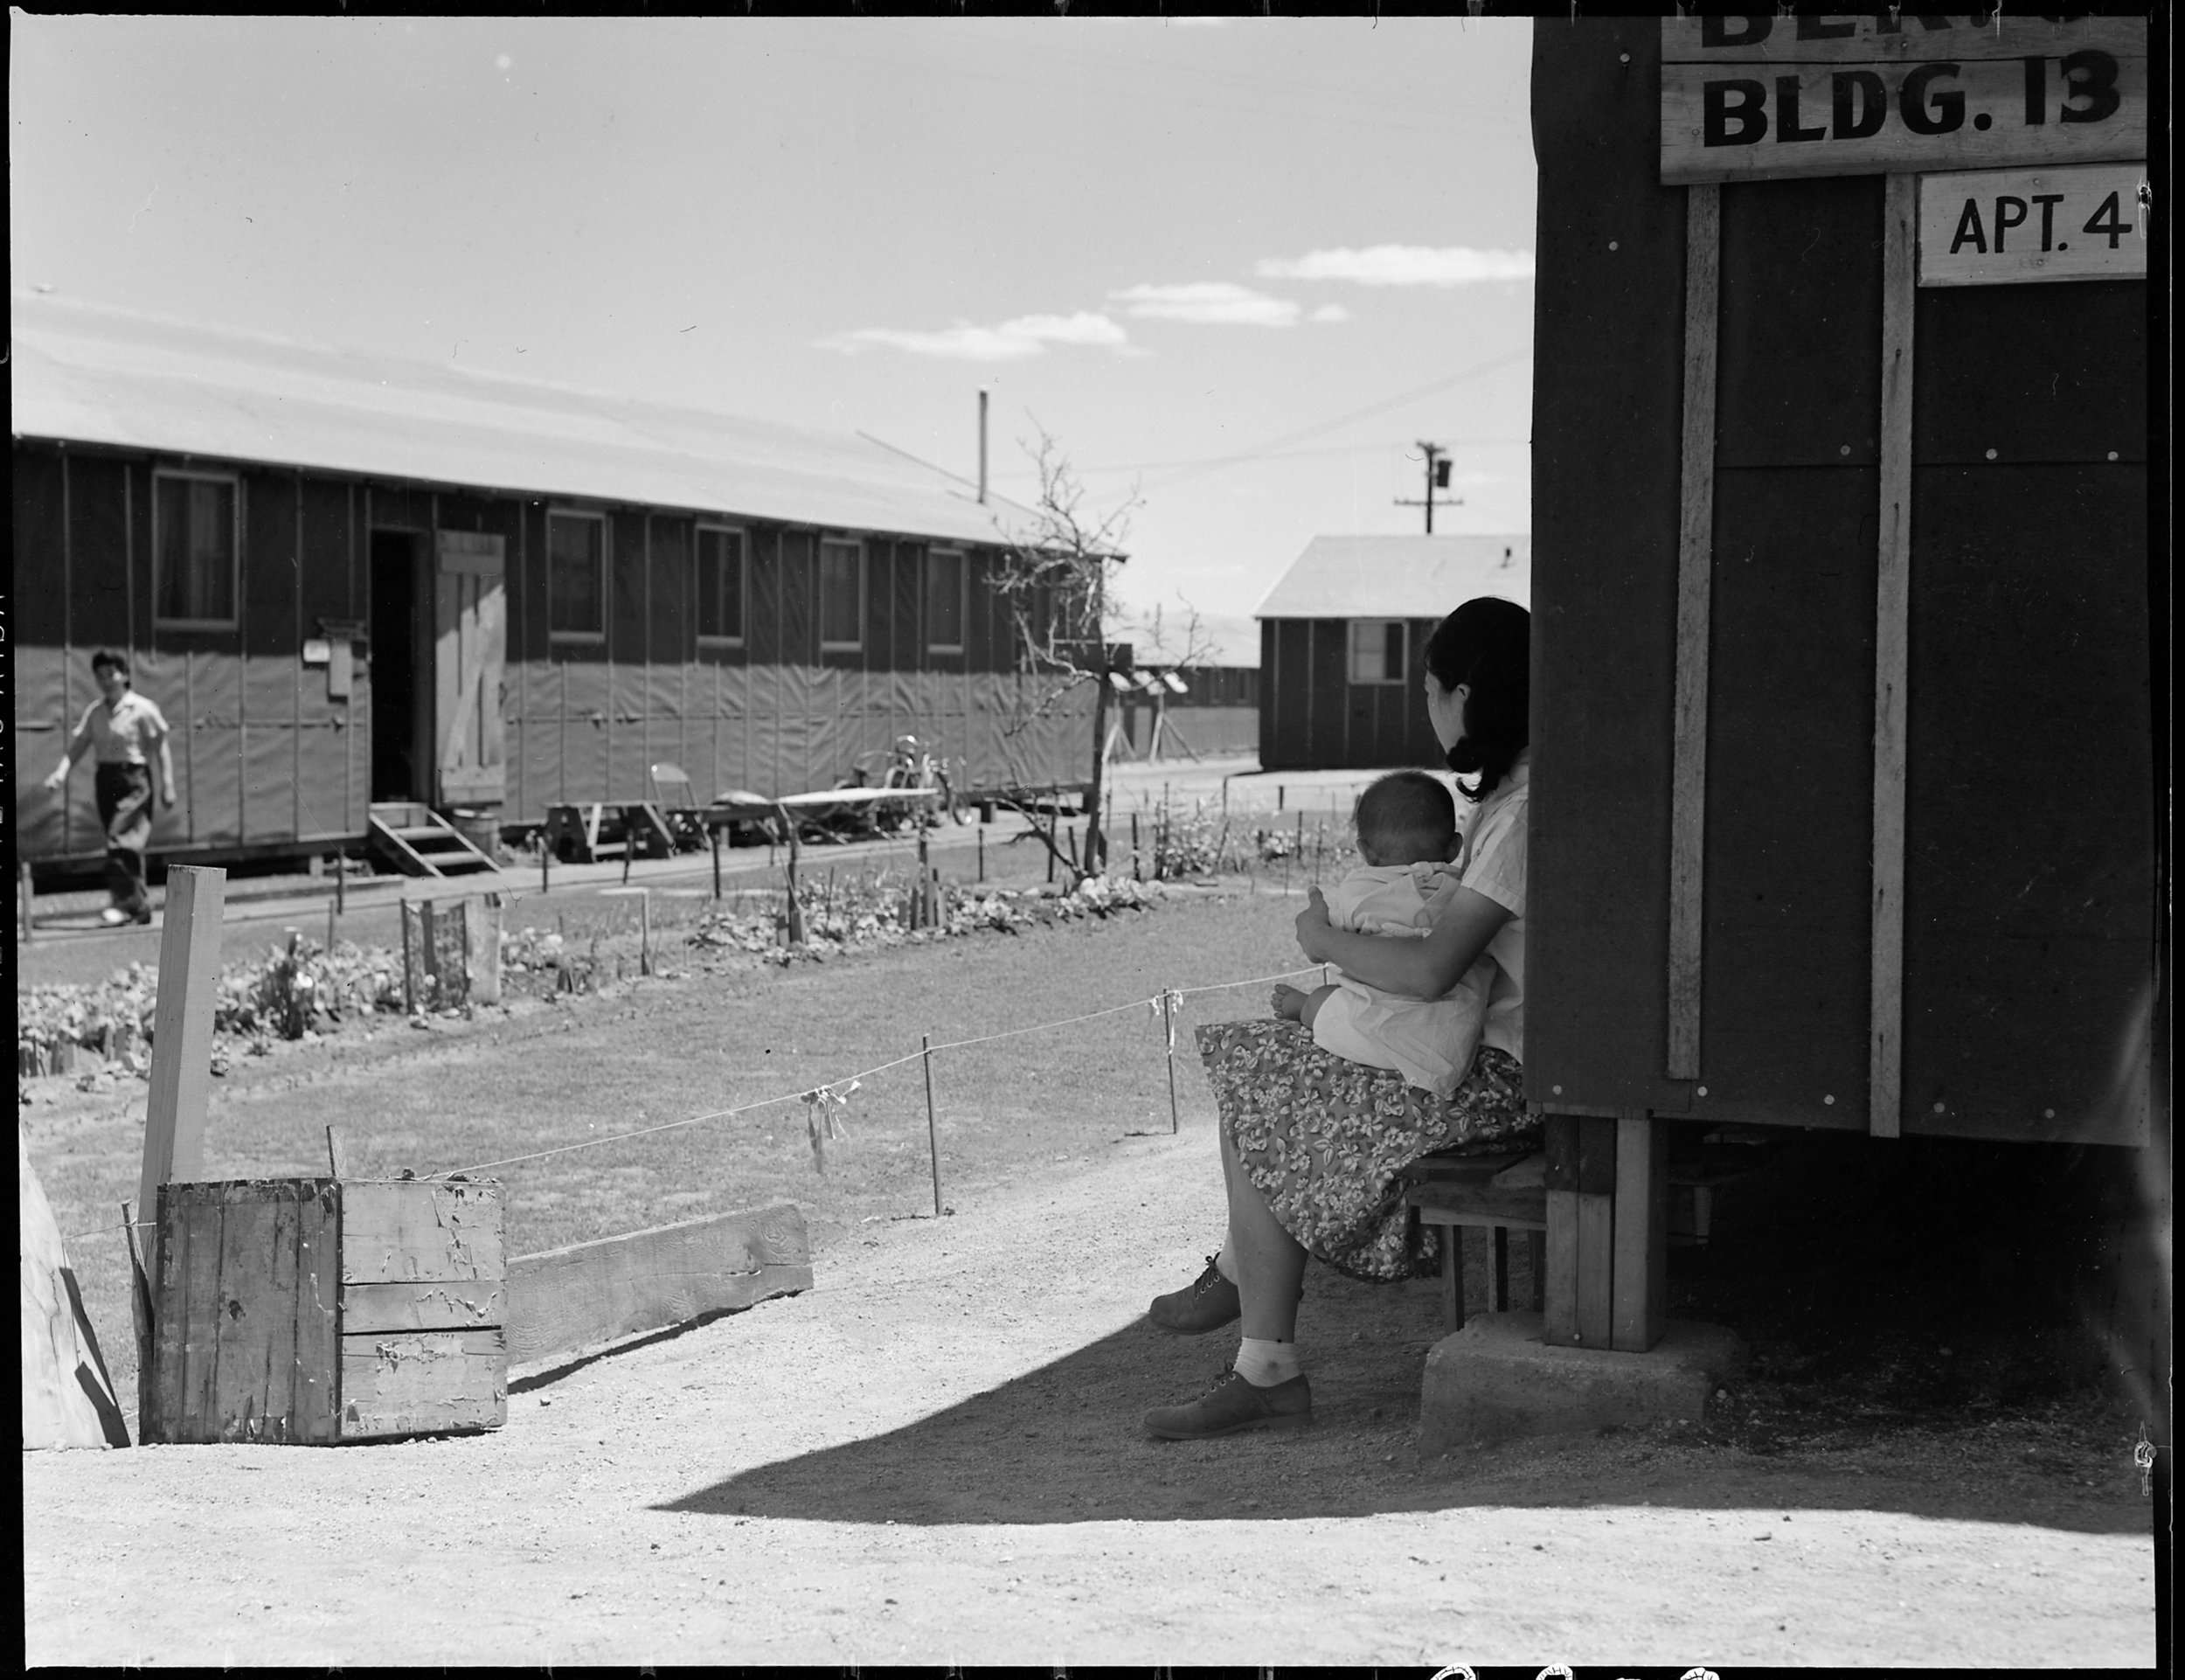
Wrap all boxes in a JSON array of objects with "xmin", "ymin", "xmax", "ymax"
[
  {"xmin": 11, "ymin": 296, "xmax": 1094, "ymax": 871},
  {"xmin": 1253, "ymin": 534, "xmax": 1530, "ymax": 770}
]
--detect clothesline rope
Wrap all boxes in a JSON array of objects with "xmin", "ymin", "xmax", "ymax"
[
  {"xmin": 50, "ymin": 960, "xmax": 1335, "ymax": 1224},
  {"xmin": 434, "ymin": 963, "xmax": 1328, "ymax": 1177}
]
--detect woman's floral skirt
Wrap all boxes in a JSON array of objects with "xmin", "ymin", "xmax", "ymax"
[{"xmin": 1195, "ymin": 1018, "xmax": 1536, "ymax": 1282}]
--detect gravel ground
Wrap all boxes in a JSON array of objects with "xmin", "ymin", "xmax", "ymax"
[{"xmin": 24, "ymin": 1115, "xmax": 2157, "ymax": 1667}]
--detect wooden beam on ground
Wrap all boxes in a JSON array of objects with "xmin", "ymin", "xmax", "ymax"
[
  {"xmin": 1611, "ymin": 1114, "xmax": 1671, "ymax": 1353},
  {"xmin": 137, "ymin": 867, "xmax": 225, "ymax": 1246},
  {"xmin": 1869, "ymin": 170, "xmax": 1918, "ymax": 1141},
  {"xmin": 1667, "ymin": 181, "xmax": 1721, "ymax": 1082},
  {"xmin": 1576, "ymin": 1114, "xmax": 1618, "ymax": 1349},
  {"xmin": 504, "ymin": 1202, "xmax": 812, "ymax": 1368}
]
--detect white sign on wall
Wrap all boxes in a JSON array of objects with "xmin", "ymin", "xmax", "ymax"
[
  {"xmin": 1918, "ymin": 163, "xmax": 2148, "ymax": 287},
  {"xmin": 1661, "ymin": 15, "xmax": 2147, "ymax": 184}
]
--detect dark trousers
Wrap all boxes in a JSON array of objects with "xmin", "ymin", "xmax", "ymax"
[{"xmin": 94, "ymin": 763, "xmax": 155, "ymax": 916}]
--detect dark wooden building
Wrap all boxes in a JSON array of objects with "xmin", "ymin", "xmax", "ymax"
[
  {"xmin": 1516, "ymin": 13, "xmax": 2154, "ymax": 1369},
  {"xmin": 11, "ymin": 297, "xmax": 1093, "ymax": 870},
  {"xmin": 1255, "ymin": 534, "xmax": 1530, "ymax": 770}
]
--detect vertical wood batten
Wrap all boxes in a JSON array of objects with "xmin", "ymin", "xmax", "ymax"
[
  {"xmin": 1869, "ymin": 172, "xmax": 1918, "ymax": 1141},
  {"xmin": 1666, "ymin": 182, "xmax": 1720, "ymax": 1081}
]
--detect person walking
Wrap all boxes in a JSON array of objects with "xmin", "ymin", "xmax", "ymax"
[{"xmin": 42, "ymin": 650, "xmax": 177, "ymax": 927}]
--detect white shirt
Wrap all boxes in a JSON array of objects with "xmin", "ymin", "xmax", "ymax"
[{"xmin": 1453, "ymin": 749, "xmax": 1528, "ymax": 1063}]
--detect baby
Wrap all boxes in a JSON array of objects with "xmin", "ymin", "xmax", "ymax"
[{"xmin": 1272, "ymin": 769, "xmax": 1487, "ymax": 1098}]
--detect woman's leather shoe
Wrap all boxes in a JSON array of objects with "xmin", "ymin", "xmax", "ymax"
[{"xmin": 1147, "ymin": 1255, "xmax": 1241, "ymax": 1334}]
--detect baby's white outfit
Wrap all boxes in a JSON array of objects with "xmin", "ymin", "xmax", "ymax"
[{"xmin": 1310, "ymin": 860, "xmax": 1488, "ymax": 1098}]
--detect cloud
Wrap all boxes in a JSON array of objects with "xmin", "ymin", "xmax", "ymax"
[
  {"xmin": 819, "ymin": 311, "xmax": 1131, "ymax": 362},
  {"xmin": 1308, "ymin": 302, "xmax": 1351, "ymax": 323},
  {"xmin": 1256, "ymin": 245, "xmax": 1536, "ymax": 287},
  {"xmin": 1108, "ymin": 281, "xmax": 1307, "ymax": 328}
]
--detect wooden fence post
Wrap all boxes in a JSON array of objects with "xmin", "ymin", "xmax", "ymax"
[
  {"xmin": 467, "ymin": 893, "xmax": 503, "ymax": 1005},
  {"xmin": 20, "ymin": 861, "xmax": 35, "ymax": 943},
  {"xmin": 922, "ymin": 1033, "xmax": 944, "ymax": 1217},
  {"xmin": 420, "ymin": 898, "xmax": 449, "ymax": 1007},
  {"xmin": 400, "ymin": 899, "xmax": 421, "ymax": 1014},
  {"xmin": 711, "ymin": 826, "xmax": 723, "ymax": 900},
  {"xmin": 639, "ymin": 888, "xmax": 653, "ymax": 977}
]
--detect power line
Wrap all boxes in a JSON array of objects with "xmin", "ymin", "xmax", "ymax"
[{"xmin": 1139, "ymin": 345, "xmax": 1530, "ymax": 492}]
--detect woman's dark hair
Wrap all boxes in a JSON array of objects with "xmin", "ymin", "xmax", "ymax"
[
  {"xmin": 1421, "ymin": 597, "xmax": 1529, "ymax": 802},
  {"xmin": 91, "ymin": 649, "xmax": 131, "ymax": 679}
]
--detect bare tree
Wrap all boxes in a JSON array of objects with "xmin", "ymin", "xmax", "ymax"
[{"xmin": 989, "ymin": 428, "xmax": 1138, "ymax": 883}]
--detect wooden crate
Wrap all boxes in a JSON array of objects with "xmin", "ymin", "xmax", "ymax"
[{"xmin": 146, "ymin": 1177, "xmax": 507, "ymax": 1445}]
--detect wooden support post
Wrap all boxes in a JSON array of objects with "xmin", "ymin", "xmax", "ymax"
[
  {"xmin": 1543, "ymin": 1114, "xmax": 1581, "ymax": 1345},
  {"xmin": 1490, "ymin": 1225, "xmax": 1511, "ymax": 1313},
  {"xmin": 1612, "ymin": 1113, "xmax": 1670, "ymax": 1352},
  {"xmin": 541, "ymin": 838, "xmax": 551, "ymax": 897},
  {"xmin": 922, "ymin": 1033, "xmax": 943, "ymax": 1217},
  {"xmin": 327, "ymin": 898, "xmax": 337, "ymax": 954},
  {"xmin": 335, "ymin": 851, "xmax": 346, "ymax": 917},
  {"xmin": 639, "ymin": 888, "xmax": 652, "ymax": 977},
  {"xmin": 21, "ymin": 860, "xmax": 35, "ymax": 943},
  {"xmin": 1576, "ymin": 1114, "xmax": 1617, "ymax": 1349},
  {"xmin": 976, "ymin": 824, "xmax": 985, "ymax": 884},
  {"xmin": 1667, "ymin": 181, "xmax": 1720, "ymax": 1082},
  {"xmin": 468, "ymin": 893, "xmax": 503, "ymax": 1005},
  {"xmin": 711, "ymin": 826, "xmax": 722, "ymax": 900},
  {"xmin": 1440, "ymin": 1226, "xmax": 1467, "ymax": 1331},
  {"xmin": 400, "ymin": 899, "xmax": 421, "ymax": 1014},
  {"xmin": 1870, "ymin": 171, "xmax": 1918, "ymax": 1141},
  {"xmin": 137, "ymin": 866, "xmax": 225, "ymax": 1288}
]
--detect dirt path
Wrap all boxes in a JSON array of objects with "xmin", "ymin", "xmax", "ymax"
[{"xmin": 24, "ymin": 1114, "xmax": 2155, "ymax": 1667}]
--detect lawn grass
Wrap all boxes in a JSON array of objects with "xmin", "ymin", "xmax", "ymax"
[{"xmin": 29, "ymin": 882, "xmax": 1322, "ymax": 1421}]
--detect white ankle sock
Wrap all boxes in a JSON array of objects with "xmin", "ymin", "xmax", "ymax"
[
  {"xmin": 1234, "ymin": 1336, "xmax": 1301, "ymax": 1387},
  {"xmin": 1213, "ymin": 1245, "xmax": 1238, "ymax": 1284}
]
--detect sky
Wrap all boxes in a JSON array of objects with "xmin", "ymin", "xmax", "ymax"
[{"xmin": 10, "ymin": 14, "xmax": 1537, "ymax": 663}]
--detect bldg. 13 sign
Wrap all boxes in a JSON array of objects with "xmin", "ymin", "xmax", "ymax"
[{"xmin": 1661, "ymin": 14, "xmax": 2146, "ymax": 184}]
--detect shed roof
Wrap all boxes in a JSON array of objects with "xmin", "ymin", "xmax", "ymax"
[
  {"xmin": 10, "ymin": 294, "xmax": 1016, "ymax": 546},
  {"xmin": 1252, "ymin": 533, "xmax": 1530, "ymax": 619}
]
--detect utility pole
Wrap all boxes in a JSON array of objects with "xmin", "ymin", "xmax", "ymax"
[{"xmin": 1394, "ymin": 441, "xmax": 1460, "ymax": 533}]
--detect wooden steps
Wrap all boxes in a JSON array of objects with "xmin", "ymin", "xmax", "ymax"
[{"xmin": 367, "ymin": 803, "xmax": 503, "ymax": 880}]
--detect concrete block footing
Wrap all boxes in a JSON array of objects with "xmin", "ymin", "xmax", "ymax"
[{"xmin": 1419, "ymin": 1311, "xmax": 1746, "ymax": 1454}]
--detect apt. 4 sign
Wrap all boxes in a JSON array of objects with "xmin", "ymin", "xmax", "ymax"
[
  {"xmin": 1661, "ymin": 14, "xmax": 2146, "ymax": 184},
  {"xmin": 1918, "ymin": 162, "xmax": 2148, "ymax": 287}
]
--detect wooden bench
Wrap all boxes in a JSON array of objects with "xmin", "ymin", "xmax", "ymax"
[{"xmin": 1401, "ymin": 1149, "xmax": 1547, "ymax": 1331}]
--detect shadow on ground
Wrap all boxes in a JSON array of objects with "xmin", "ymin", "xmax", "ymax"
[{"xmin": 661, "ymin": 1132, "xmax": 2159, "ymax": 1535}]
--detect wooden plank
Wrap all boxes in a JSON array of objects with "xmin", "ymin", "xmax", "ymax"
[
  {"xmin": 1666, "ymin": 181, "xmax": 1718, "ymax": 1082},
  {"xmin": 138, "ymin": 867, "xmax": 225, "ymax": 1243},
  {"xmin": 1575, "ymin": 1115, "xmax": 1618, "ymax": 1349},
  {"xmin": 342, "ymin": 1279, "xmax": 507, "ymax": 1336},
  {"xmin": 504, "ymin": 1202, "xmax": 811, "ymax": 1366},
  {"xmin": 148, "ymin": 1180, "xmax": 341, "ymax": 1445},
  {"xmin": 339, "ymin": 1329, "xmax": 507, "ymax": 1439},
  {"xmin": 340, "ymin": 1180, "xmax": 505, "ymax": 1284},
  {"xmin": 1612, "ymin": 1114, "xmax": 1671, "ymax": 1353},
  {"xmin": 1406, "ymin": 1184, "xmax": 1550, "ymax": 1229},
  {"xmin": 1870, "ymin": 170, "xmax": 1916, "ymax": 1141}
]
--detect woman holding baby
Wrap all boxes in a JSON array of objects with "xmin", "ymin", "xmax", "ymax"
[{"xmin": 1142, "ymin": 596, "xmax": 1533, "ymax": 1440}]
